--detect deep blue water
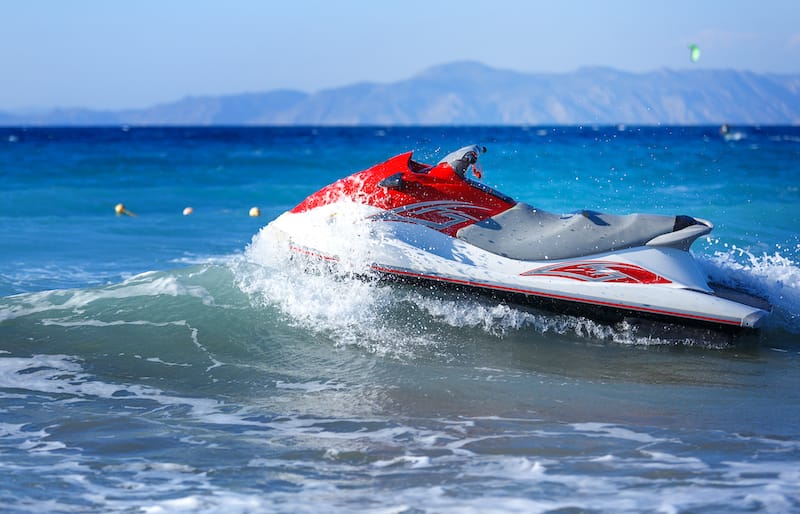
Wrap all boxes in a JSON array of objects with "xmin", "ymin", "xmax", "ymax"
[{"xmin": 1, "ymin": 126, "xmax": 799, "ymax": 512}]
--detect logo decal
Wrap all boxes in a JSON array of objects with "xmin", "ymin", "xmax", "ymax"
[
  {"xmin": 522, "ymin": 261, "xmax": 671, "ymax": 284},
  {"xmin": 369, "ymin": 201, "xmax": 493, "ymax": 231}
]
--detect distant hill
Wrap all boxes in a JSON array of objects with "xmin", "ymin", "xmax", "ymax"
[{"xmin": 2, "ymin": 62, "xmax": 799, "ymax": 126}]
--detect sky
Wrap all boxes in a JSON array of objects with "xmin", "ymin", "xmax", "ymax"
[{"xmin": 2, "ymin": 0, "xmax": 799, "ymax": 111}]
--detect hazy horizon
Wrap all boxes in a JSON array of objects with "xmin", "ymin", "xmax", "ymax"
[
  {"xmin": 3, "ymin": 0, "xmax": 799, "ymax": 111},
  {"xmin": 8, "ymin": 61, "xmax": 799, "ymax": 115}
]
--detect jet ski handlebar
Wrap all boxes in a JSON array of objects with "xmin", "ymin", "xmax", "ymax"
[{"xmin": 437, "ymin": 145, "xmax": 487, "ymax": 177}]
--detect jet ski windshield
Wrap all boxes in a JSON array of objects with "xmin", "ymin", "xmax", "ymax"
[
  {"xmin": 437, "ymin": 145, "xmax": 487, "ymax": 177},
  {"xmin": 436, "ymin": 144, "xmax": 510, "ymax": 203},
  {"xmin": 383, "ymin": 146, "xmax": 514, "ymax": 204}
]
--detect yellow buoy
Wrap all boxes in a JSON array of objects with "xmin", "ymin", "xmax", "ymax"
[
  {"xmin": 182, "ymin": 207, "xmax": 194, "ymax": 216},
  {"xmin": 249, "ymin": 207, "xmax": 261, "ymax": 217},
  {"xmin": 114, "ymin": 203, "xmax": 136, "ymax": 217}
]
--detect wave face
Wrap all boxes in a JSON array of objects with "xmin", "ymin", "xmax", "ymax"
[{"xmin": 1, "ymin": 126, "xmax": 799, "ymax": 512}]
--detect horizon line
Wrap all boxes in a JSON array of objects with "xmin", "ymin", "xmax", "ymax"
[{"xmin": 2, "ymin": 62, "xmax": 798, "ymax": 114}]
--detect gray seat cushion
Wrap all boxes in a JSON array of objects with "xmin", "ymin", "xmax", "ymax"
[{"xmin": 456, "ymin": 202, "xmax": 679, "ymax": 261}]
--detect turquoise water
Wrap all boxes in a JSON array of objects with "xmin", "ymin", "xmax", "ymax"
[{"xmin": 1, "ymin": 127, "xmax": 799, "ymax": 512}]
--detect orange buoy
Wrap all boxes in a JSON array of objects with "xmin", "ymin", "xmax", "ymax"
[{"xmin": 115, "ymin": 203, "xmax": 136, "ymax": 216}]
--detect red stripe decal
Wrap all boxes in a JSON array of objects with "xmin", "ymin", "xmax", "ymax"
[{"xmin": 370, "ymin": 265, "xmax": 741, "ymax": 327}]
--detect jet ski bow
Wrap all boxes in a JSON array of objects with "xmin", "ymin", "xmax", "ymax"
[{"xmin": 265, "ymin": 145, "xmax": 770, "ymax": 333}]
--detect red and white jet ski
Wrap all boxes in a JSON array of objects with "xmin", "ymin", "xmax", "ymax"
[{"xmin": 265, "ymin": 145, "xmax": 770, "ymax": 332}]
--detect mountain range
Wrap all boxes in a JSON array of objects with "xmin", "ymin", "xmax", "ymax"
[{"xmin": 3, "ymin": 61, "xmax": 799, "ymax": 126}]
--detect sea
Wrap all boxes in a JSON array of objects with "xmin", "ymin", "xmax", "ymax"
[{"xmin": 1, "ymin": 126, "xmax": 799, "ymax": 513}]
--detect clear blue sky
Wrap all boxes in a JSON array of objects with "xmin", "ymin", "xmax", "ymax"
[{"xmin": 2, "ymin": 0, "xmax": 798, "ymax": 111}]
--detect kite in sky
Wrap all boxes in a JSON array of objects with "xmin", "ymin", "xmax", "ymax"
[{"xmin": 688, "ymin": 44, "xmax": 701, "ymax": 63}]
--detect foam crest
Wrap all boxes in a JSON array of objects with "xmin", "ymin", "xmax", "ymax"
[
  {"xmin": 2, "ymin": 394, "xmax": 798, "ymax": 514},
  {"xmin": 235, "ymin": 223, "xmax": 443, "ymax": 358},
  {"xmin": 571, "ymin": 422, "xmax": 662, "ymax": 444},
  {"xmin": 0, "ymin": 419, "xmax": 69, "ymax": 458},
  {"xmin": 409, "ymin": 293, "xmax": 540, "ymax": 336},
  {"xmin": 699, "ymin": 247, "xmax": 800, "ymax": 333},
  {"xmin": 0, "ymin": 353, "xmax": 260, "ymax": 427},
  {"xmin": 409, "ymin": 292, "xmax": 706, "ymax": 346},
  {"xmin": 0, "ymin": 271, "xmax": 215, "ymax": 322}
]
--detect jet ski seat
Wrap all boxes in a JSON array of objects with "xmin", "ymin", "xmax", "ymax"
[{"xmin": 456, "ymin": 202, "xmax": 710, "ymax": 261}]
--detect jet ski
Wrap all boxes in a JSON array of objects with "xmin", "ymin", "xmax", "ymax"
[{"xmin": 265, "ymin": 145, "xmax": 770, "ymax": 333}]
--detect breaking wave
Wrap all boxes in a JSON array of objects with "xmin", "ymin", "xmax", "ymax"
[{"xmin": 233, "ymin": 222, "xmax": 800, "ymax": 352}]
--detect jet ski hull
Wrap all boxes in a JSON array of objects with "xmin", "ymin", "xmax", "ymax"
[
  {"xmin": 266, "ymin": 210, "xmax": 768, "ymax": 333},
  {"xmin": 264, "ymin": 146, "xmax": 770, "ymax": 334},
  {"xmin": 372, "ymin": 269, "xmax": 766, "ymax": 333}
]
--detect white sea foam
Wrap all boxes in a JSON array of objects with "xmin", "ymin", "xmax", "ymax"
[
  {"xmin": 463, "ymin": 456, "xmax": 548, "ymax": 479},
  {"xmin": 1, "ymin": 401, "xmax": 798, "ymax": 514},
  {"xmin": 769, "ymin": 134, "xmax": 800, "ymax": 144},
  {"xmin": 571, "ymin": 422, "xmax": 663, "ymax": 444},
  {"xmin": 144, "ymin": 356, "xmax": 192, "ymax": 367},
  {"xmin": 0, "ymin": 353, "xmax": 257, "ymax": 428},
  {"xmin": 0, "ymin": 421, "xmax": 26, "ymax": 438},
  {"xmin": 0, "ymin": 271, "xmax": 216, "ymax": 322},
  {"xmin": 234, "ymin": 221, "xmax": 444, "ymax": 358},
  {"xmin": 699, "ymin": 247, "xmax": 800, "ymax": 333},
  {"xmin": 372, "ymin": 455, "xmax": 432, "ymax": 469},
  {"xmin": 0, "ymin": 263, "xmax": 108, "ymax": 293},
  {"xmin": 275, "ymin": 379, "xmax": 345, "ymax": 393}
]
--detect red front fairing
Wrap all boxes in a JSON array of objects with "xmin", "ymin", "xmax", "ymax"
[{"xmin": 290, "ymin": 152, "xmax": 515, "ymax": 236}]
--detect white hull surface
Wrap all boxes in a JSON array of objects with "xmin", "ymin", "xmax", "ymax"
[{"xmin": 266, "ymin": 201, "xmax": 769, "ymax": 331}]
